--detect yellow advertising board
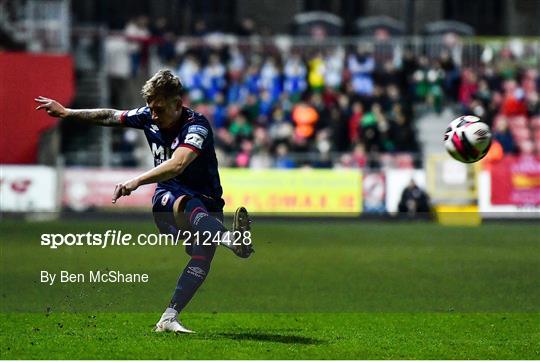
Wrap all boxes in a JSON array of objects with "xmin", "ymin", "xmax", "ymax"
[{"xmin": 220, "ymin": 169, "xmax": 362, "ymax": 215}]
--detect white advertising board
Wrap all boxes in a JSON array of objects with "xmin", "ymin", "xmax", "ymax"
[
  {"xmin": 0, "ymin": 165, "xmax": 58, "ymax": 212},
  {"xmin": 384, "ymin": 169, "xmax": 426, "ymax": 214}
]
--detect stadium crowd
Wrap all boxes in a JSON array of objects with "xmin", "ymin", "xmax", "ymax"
[{"xmin": 107, "ymin": 16, "xmax": 540, "ymax": 169}]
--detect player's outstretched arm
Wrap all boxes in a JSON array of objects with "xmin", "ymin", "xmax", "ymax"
[
  {"xmin": 34, "ymin": 96, "xmax": 124, "ymax": 126},
  {"xmin": 112, "ymin": 147, "xmax": 198, "ymax": 203}
]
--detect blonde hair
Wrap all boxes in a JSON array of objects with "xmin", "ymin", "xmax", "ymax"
[{"xmin": 141, "ymin": 69, "xmax": 183, "ymax": 102}]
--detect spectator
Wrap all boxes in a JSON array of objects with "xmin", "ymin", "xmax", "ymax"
[
  {"xmin": 360, "ymin": 103, "xmax": 380, "ymax": 152},
  {"xmin": 216, "ymin": 127, "xmax": 235, "ymax": 153},
  {"xmin": 105, "ymin": 34, "xmax": 131, "ymax": 109},
  {"xmin": 400, "ymin": 48, "xmax": 418, "ymax": 95},
  {"xmin": 250, "ymin": 146, "xmax": 273, "ymax": 169},
  {"xmin": 347, "ymin": 46, "xmax": 375, "ymax": 96},
  {"xmin": 439, "ymin": 50, "xmax": 460, "ymax": 100},
  {"xmin": 242, "ymin": 93, "xmax": 260, "ymax": 123},
  {"xmin": 210, "ymin": 92, "xmax": 228, "ymax": 129},
  {"xmin": 389, "ymin": 103, "xmax": 417, "ymax": 152},
  {"xmin": 292, "ymin": 102, "xmax": 319, "ymax": 140},
  {"xmin": 243, "ymin": 64, "xmax": 262, "ymax": 96},
  {"xmin": 398, "ymin": 179, "xmax": 431, "ymax": 216},
  {"xmin": 493, "ymin": 117, "xmax": 516, "ymax": 154},
  {"xmin": 412, "ymin": 56, "xmax": 430, "ymax": 101},
  {"xmin": 193, "ymin": 19, "xmax": 208, "ymax": 37},
  {"xmin": 268, "ymin": 107, "xmax": 294, "ymax": 145},
  {"xmin": 482, "ymin": 140, "xmax": 504, "ymax": 168},
  {"xmin": 474, "ymin": 79, "xmax": 492, "ymax": 106},
  {"xmin": 124, "ymin": 15, "xmax": 150, "ymax": 76},
  {"xmin": 151, "ymin": 17, "xmax": 176, "ymax": 65},
  {"xmin": 202, "ymin": 53, "xmax": 226, "ymax": 100},
  {"xmin": 374, "ymin": 103, "xmax": 395, "ymax": 152},
  {"xmin": 348, "ymin": 101, "xmax": 363, "ymax": 145},
  {"xmin": 284, "ymin": 54, "xmax": 308, "ymax": 100},
  {"xmin": 352, "ymin": 143, "xmax": 367, "ymax": 168},
  {"xmin": 227, "ymin": 45, "xmax": 246, "ymax": 80},
  {"xmin": 500, "ymin": 79, "xmax": 527, "ymax": 116},
  {"xmin": 227, "ymin": 77, "xmax": 249, "ymax": 105},
  {"xmin": 258, "ymin": 90, "xmax": 275, "ymax": 120},
  {"xmin": 235, "ymin": 139, "xmax": 253, "ymax": 168},
  {"xmin": 525, "ymin": 91, "xmax": 540, "ymax": 116},
  {"xmin": 237, "ymin": 18, "xmax": 257, "ymax": 36},
  {"xmin": 425, "ymin": 61, "xmax": 445, "ymax": 113},
  {"xmin": 308, "ymin": 52, "xmax": 325, "ymax": 92},
  {"xmin": 458, "ymin": 68, "xmax": 478, "ymax": 107},
  {"xmin": 310, "ymin": 93, "xmax": 331, "ymax": 130},
  {"xmin": 229, "ymin": 113, "xmax": 253, "ymax": 141},
  {"xmin": 260, "ymin": 56, "xmax": 281, "ymax": 101},
  {"xmin": 324, "ymin": 47, "xmax": 345, "ymax": 90},
  {"xmin": 177, "ymin": 54, "xmax": 204, "ymax": 102},
  {"xmin": 274, "ymin": 143, "xmax": 296, "ymax": 169},
  {"xmin": 329, "ymin": 104, "xmax": 349, "ymax": 152}
]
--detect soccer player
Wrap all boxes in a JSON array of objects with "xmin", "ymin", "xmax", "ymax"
[{"xmin": 35, "ymin": 69, "xmax": 254, "ymax": 333}]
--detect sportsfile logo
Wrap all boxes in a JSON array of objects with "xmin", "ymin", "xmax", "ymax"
[
  {"xmin": 41, "ymin": 230, "xmax": 132, "ymax": 249},
  {"xmin": 40, "ymin": 230, "xmax": 252, "ymax": 249}
]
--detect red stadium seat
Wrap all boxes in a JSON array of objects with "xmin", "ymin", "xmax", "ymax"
[
  {"xmin": 379, "ymin": 153, "xmax": 394, "ymax": 169},
  {"xmin": 531, "ymin": 116, "xmax": 540, "ymax": 129},
  {"xmin": 511, "ymin": 127, "xmax": 531, "ymax": 141},
  {"xmin": 508, "ymin": 116, "xmax": 527, "ymax": 128},
  {"xmin": 395, "ymin": 153, "xmax": 414, "ymax": 169},
  {"xmin": 517, "ymin": 140, "xmax": 535, "ymax": 155}
]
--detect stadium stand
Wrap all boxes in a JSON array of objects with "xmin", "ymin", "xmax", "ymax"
[
  {"xmin": 1, "ymin": 3, "xmax": 539, "ymax": 169},
  {"xmin": 93, "ymin": 30, "xmax": 539, "ymax": 169}
]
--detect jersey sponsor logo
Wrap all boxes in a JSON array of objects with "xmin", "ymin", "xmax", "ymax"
[
  {"xmin": 184, "ymin": 133, "xmax": 204, "ymax": 149},
  {"xmin": 187, "ymin": 125, "xmax": 208, "ymax": 137},
  {"xmin": 151, "ymin": 143, "xmax": 172, "ymax": 160},
  {"xmin": 171, "ymin": 137, "xmax": 180, "ymax": 149},
  {"xmin": 161, "ymin": 193, "xmax": 170, "ymax": 206},
  {"xmin": 150, "ymin": 124, "xmax": 159, "ymax": 133}
]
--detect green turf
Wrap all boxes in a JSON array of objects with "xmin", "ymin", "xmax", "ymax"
[
  {"xmin": 1, "ymin": 219, "xmax": 539, "ymax": 358},
  {"xmin": 1, "ymin": 312, "xmax": 539, "ymax": 359}
]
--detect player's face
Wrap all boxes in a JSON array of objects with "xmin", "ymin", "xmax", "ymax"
[{"xmin": 148, "ymin": 97, "xmax": 182, "ymax": 129}]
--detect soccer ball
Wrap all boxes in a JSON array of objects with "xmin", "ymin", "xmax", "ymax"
[{"xmin": 444, "ymin": 115, "xmax": 492, "ymax": 163}]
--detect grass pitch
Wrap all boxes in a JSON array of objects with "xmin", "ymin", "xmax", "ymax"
[
  {"xmin": 2, "ymin": 312, "xmax": 538, "ymax": 359},
  {"xmin": 1, "ymin": 219, "xmax": 539, "ymax": 359}
]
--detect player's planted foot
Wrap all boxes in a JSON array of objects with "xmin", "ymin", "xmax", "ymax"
[
  {"xmin": 154, "ymin": 308, "xmax": 194, "ymax": 333},
  {"xmin": 230, "ymin": 206, "xmax": 254, "ymax": 258}
]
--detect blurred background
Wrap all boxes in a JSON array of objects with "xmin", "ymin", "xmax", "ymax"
[{"xmin": 1, "ymin": 0, "xmax": 539, "ymax": 220}]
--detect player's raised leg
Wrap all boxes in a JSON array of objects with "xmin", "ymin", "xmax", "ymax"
[
  {"xmin": 155, "ymin": 195, "xmax": 253, "ymax": 333},
  {"xmin": 177, "ymin": 195, "xmax": 254, "ymax": 258}
]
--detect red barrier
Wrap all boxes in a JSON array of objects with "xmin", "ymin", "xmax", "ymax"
[
  {"xmin": 0, "ymin": 53, "xmax": 74, "ymax": 164},
  {"xmin": 490, "ymin": 155, "xmax": 540, "ymax": 206}
]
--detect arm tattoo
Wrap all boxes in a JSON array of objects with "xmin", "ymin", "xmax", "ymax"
[{"xmin": 65, "ymin": 109, "xmax": 123, "ymax": 126}]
